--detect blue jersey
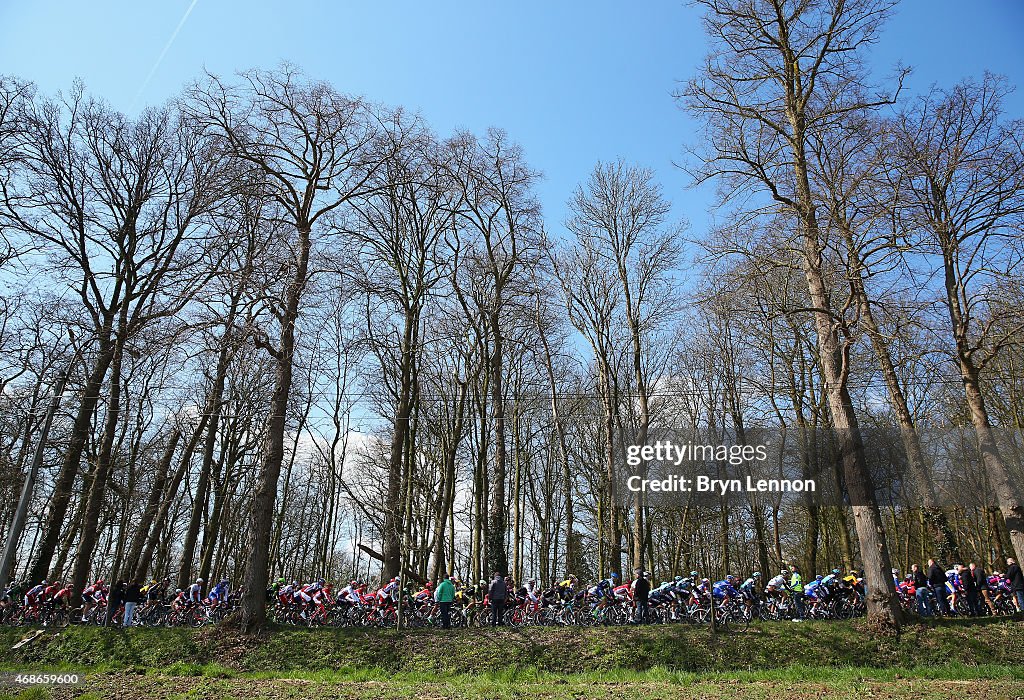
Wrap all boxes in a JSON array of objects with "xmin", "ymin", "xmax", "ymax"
[{"xmin": 712, "ymin": 580, "xmax": 738, "ymax": 599}]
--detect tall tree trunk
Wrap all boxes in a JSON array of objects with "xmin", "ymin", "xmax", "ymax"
[
  {"xmin": 71, "ymin": 316, "xmax": 127, "ymax": 594},
  {"xmin": 136, "ymin": 416, "xmax": 208, "ymax": 580},
  {"xmin": 178, "ymin": 333, "xmax": 234, "ymax": 590},
  {"xmin": 536, "ymin": 303, "xmax": 576, "ymax": 578},
  {"xmin": 600, "ymin": 361, "xmax": 621, "ymax": 577},
  {"xmin": 942, "ymin": 252, "xmax": 1024, "ymax": 560},
  {"xmin": 784, "ymin": 73, "xmax": 903, "ymax": 620},
  {"xmin": 124, "ymin": 428, "xmax": 182, "ymax": 580},
  {"xmin": 28, "ymin": 337, "xmax": 115, "ymax": 583},
  {"xmin": 840, "ymin": 223, "xmax": 962, "ymax": 562},
  {"xmin": 486, "ymin": 307, "xmax": 509, "ymax": 575},
  {"xmin": 240, "ymin": 224, "xmax": 311, "ymax": 633},
  {"xmin": 381, "ymin": 312, "xmax": 418, "ymax": 581}
]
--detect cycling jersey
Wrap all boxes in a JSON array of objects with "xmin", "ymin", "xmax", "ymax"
[
  {"xmin": 339, "ymin": 585, "xmax": 361, "ymax": 603},
  {"xmin": 187, "ymin": 582, "xmax": 203, "ymax": 603},
  {"xmin": 25, "ymin": 584, "xmax": 45, "ymax": 605},
  {"xmin": 210, "ymin": 583, "xmax": 229, "ymax": 603},
  {"xmin": 712, "ymin": 581, "xmax": 738, "ymax": 599},
  {"xmin": 377, "ymin": 580, "xmax": 399, "ymax": 602}
]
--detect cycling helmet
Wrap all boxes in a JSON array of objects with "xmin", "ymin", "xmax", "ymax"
[
  {"xmin": 175, "ymin": 588, "xmax": 182, "ymax": 594},
  {"xmin": 674, "ymin": 575, "xmax": 684, "ymax": 583},
  {"xmin": 689, "ymin": 571, "xmax": 699, "ymax": 578},
  {"xmin": 891, "ymin": 568, "xmax": 898, "ymax": 574},
  {"xmin": 610, "ymin": 573, "xmax": 619, "ymax": 580},
  {"xmin": 780, "ymin": 569, "xmax": 789, "ymax": 575},
  {"xmin": 317, "ymin": 578, "xmax": 325, "ymax": 586},
  {"xmin": 726, "ymin": 574, "xmax": 736, "ymax": 582},
  {"xmin": 661, "ymin": 581, "xmax": 669, "ymax": 587},
  {"xmin": 349, "ymin": 580, "xmax": 357, "ymax": 586},
  {"xmin": 831, "ymin": 568, "xmax": 840, "ymax": 575},
  {"xmin": 816, "ymin": 575, "xmax": 823, "ymax": 582},
  {"xmin": 41, "ymin": 580, "xmax": 48, "ymax": 585},
  {"xmin": 753, "ymin": 572, "xmax": 762, "ymax": 578},
  {"xmin": 197, "ymin": 578, "xmax": 205, "ymax": 584}
]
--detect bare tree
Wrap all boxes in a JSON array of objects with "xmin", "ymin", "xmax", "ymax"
[
  {"xmin": 187, "ymin": 66, "xmax": 381, "ymax": 632},
  {"xmin": 347, "ymin": 115, "xmax": 455, "ymax": 581},
  {"xmin": 683, "ymin": 0, "xmax": 905, "ymax": 626},
  {"xmin": 566, "ymin": 160, "xmax": 682, "ymax": 573},
  {"xmin": 892, "ymin": 75, "xmax": 1024, "ymax": 559},
  {"xmin": 444, "ymin": 129, "xmax": 541, "ymax": 575},
  {"xmin": 9, "ymin": 88, "xmax": 225, "ymax": 589}
]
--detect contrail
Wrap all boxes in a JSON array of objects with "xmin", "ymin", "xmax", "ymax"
[{"xmin": 129, "ymin": 0, "xmax": 201, "ymax": 111}]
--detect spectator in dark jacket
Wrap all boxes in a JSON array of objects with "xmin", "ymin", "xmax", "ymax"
[
  {"xmin": 105, "ymin": 580, "xmax": 125, "ymax": 627},
  {"xmin": 961, "ymin": 563, "xmax": 980, "ymax": 616},
  {"xmin": 487, "ymin": 572, "xmax": 507, "ymax": 626},
  {"xmin": 911, "ymin": 564, "xmax": 930, "ymax": 616},
  {"xmin": 1007, "ymin": 557, "xmax": 1024, "ymax": 613},
  {"xmin": 632, "ymin": 570, "xmax": 651, "ymax": 624},
  {"xmin": 971, "ymin": 562, "xmax": 995, "ymax": 615},
  {"xmin": 123, "ymin": 580, "xmax": 142, "ymax": 627},
  {"xmin": 927, "ymin": 559, "xmax": 947, "ymax": 614}
]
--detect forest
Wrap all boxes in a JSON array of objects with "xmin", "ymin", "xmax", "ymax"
[{"xmin": 1, "ymin": 0, "xmax": 1023, "ymax": 631}]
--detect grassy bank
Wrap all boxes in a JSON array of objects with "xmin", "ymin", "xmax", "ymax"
[
  {"xmin": 1, "ymin": 619, "xmax": 1021, "ymax": 698},
  {"xmin": 2, "ymin": 618, "xmax": 1022, "ymax": 675}
]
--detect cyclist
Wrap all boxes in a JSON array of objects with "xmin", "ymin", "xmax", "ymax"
[
  {"xmin": 24, "ymin": 581, "xmax": 46, "ymax": 609},
  {"xmin": 413, "ymin": 581, "xmax": 434, "ymax": 603},
  {"xmin": 803, "ymin": 575, "xmax": 824, "ymax": 616},
  {"xmin": 557, "ymin": 575, "xmax": 579, "ymax": 600},
  {"xmin": 740, "ymin": 572, "xmax": 762, "ymax": 615},
  {"xmin": 523, "ymin": 579, "xmax": 541, "ymax": 606},
  {"xmin": 945, "ymin": 566, "xmax": 963, "ymax": 613},
  {"xmin": 712, "ymin": 575, "xmax": 740, "ymax": 605},
  {"xmin": 376, "ymin": 577, "xmax": 400, "ymax": 605},
  {"xmin": 210, "ymin": 579, "xmax": 230, "ymax": 603},
  {"xmin": 52, "ymin": 583, "xmax": 73, "ymax": 610},
  {"xmin": 170, "ymin": 588, "xmax": 188, "ymax": 613},
  {"xmin": 338, "ymin": 580, "xmax": 361, "ymax": 606},
  {"xmin": 187, "ymin": 578, "xmax": 204, "ymax": 604},
  {"xmin": 42, "ymin": 580, "xmax": 62, "ymax": 604},
  {"xmin": 278, "ymin": 581, "xmax": 297, "ymax": 606}
]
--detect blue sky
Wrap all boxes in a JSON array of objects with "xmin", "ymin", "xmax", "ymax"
[{"xmin": 2, "ymin": 0, "xmax": 1023, "ymax": 246}]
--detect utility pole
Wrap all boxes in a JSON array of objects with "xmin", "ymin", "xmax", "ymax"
[{"xmin": 0, "ymin": 366, "xmax": 71, "ymax": 593}]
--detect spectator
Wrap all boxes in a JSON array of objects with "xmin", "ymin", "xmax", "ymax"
[
  {"xmin": 911, "ymin": 564, "xmax": 930, "ymax": 616},
  {"xmin": 487, "ymin": 572, "xmax": 507, "ymax": 626},
  {"xmin": 105, "ymin": 580, "xmax": 125, "ymax": 627},
  {"xmin": 632, "ymin": 570, "xmax": 650, "ymax": 624},
  {"xmin": 434, "ymin": 574, "xmax": 455, "ymax": 629},
  {"xmin": 123, "ymin": 580, "xmax": 142, "ymax": 627},
  {"xmin": 972, "ymin": 562, "xmax": 995, "ymax": 616},
  {"xmin": 961, "ymin": 562, "xmax": 980, "ymax": 616},
  {"xmin": 1006, "ymin": 557, "xmax": 1024, "ymax": 613},
  {"xmin": 790, "ymin": 565, "xmax": 804, "ymax": 620},
  {"xmin": 927, "ymin": 559, "xmax": 947, "ymax": 615}
]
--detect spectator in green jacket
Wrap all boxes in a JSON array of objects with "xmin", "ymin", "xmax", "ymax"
[
  {"xmin": 790, "ymin": 565, "xmax": 804, "ymax": 620},
  {"xmin": 435, "ymin": 575, "xmax": 456, "ymax": 629}
]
